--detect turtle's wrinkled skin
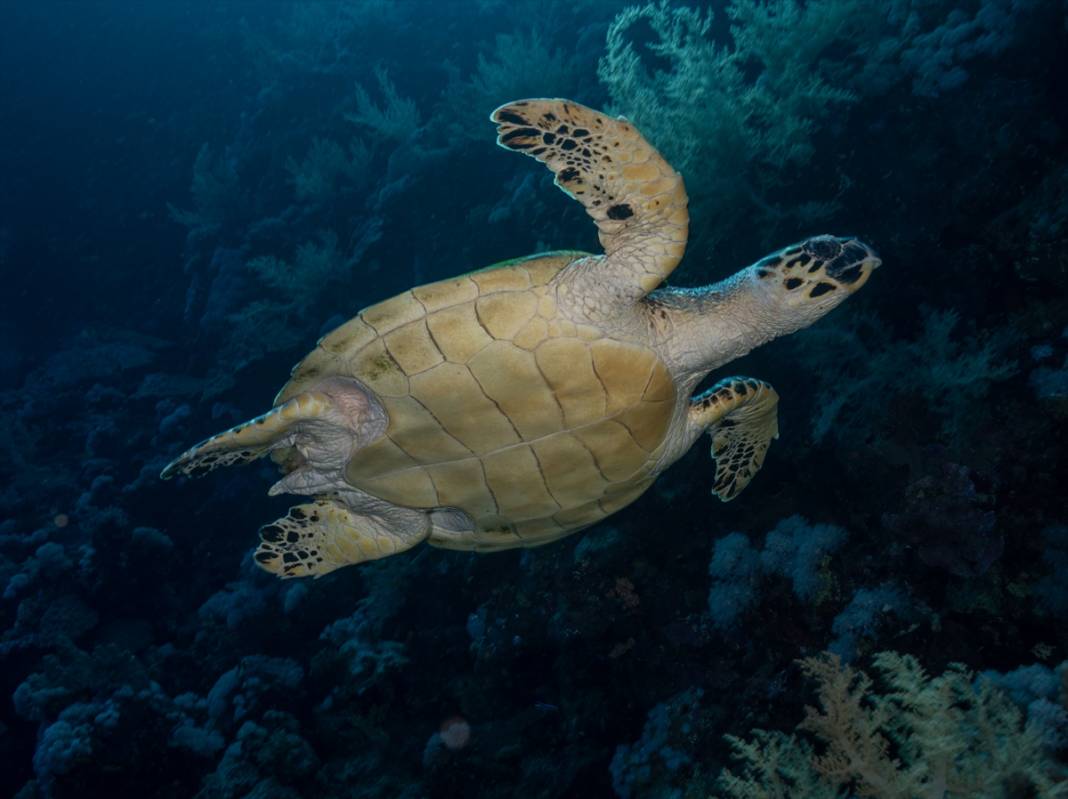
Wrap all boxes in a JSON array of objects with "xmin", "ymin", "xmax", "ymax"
[{"xmin": 162, "ymin": 99, "xmax": 880, "ymax": 578}]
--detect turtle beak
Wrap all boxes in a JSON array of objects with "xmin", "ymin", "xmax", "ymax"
[{"xmin": 849, "ymin": 237, "xmax": 881, "ymax": 270}]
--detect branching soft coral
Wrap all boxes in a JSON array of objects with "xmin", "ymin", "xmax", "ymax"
[
  {"xmin": 168, "ymin": 144, "xmax": 246, "ymax": 236},
  {"xmin": 598, "ymin": 0, "xmax": 1057, "ymax": 254},
  {"xmin": 440, "ymin": 30, "xmax": 581, "ymax": 143},
  {"xmin": 241, "ymin": 1, "xmax": 401, "ymax": 81},
  {"xmin": 793, "ymin": 307, "xmax": 1017, "ymax": 445},
  {"xmin": 598, "ymin": 1, "xmax": 860, "ymax": 248},
  {"xmin": 285, "ymin": 137, "xmax": 371, "ymax": 204},
  {"xmin": 246, "ymin": 230, "xmax": 348, "ymax": 310},
  {"xmin": 715, "ymin": 652, "xmax": 1068, "ymax": 798},
  {"xmin": 346, "ymin": 67, "xmax": 420, "ymax": 143},
  {"xmin": 218, "ymin": 220, "xmax": 382, "ymax": 377}
]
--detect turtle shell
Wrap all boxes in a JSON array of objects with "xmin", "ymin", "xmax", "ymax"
[{"xmin": 275, "ymin": 251, "xmax": 677, "ymax": 551}]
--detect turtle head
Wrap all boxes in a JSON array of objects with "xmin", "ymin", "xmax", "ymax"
[{"xmin": 750, "ymin": 234, "xmax": 880, "ymax": 330}]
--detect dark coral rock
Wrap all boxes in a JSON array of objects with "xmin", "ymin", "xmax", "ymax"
[{"xmin": 882, "ymin": 462, "xmax": 1001, "ymax": 577}]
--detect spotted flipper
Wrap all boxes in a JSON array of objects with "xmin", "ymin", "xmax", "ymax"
[
  {"xmin": 160, "ymin": 378, "xmax": 385, "ymax": 481},
  {"xmin": 255, "ymin": 498, "xmax": 428, "ymax": 578},
  {"xmin": 690, "ymin": 378, "xmax": 780, "ymax": 501},
  {"xmin": 491, "ymin": 99, "xmax": 689, "ymax": 300}
]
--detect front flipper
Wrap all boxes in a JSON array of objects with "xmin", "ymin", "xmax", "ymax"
[
  {"xmin": 690, "ymin": 378, "xmax": 779, "ymax": 501},
  {"xmin": 491, "ymin": 99, "xmax": 689, "ymax": 300},
  {"xmin": 160, "ymin": 376, "xmax": 386, "ymax": 480},
  {"xmin": 255, "ymin": 497, "xmax": 429, "ymax": 578}
]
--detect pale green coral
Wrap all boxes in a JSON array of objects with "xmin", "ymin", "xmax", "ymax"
[
  {"xmin": 596, "ymin": 0, "xmax": 1047, "ymax": 252},
  {"xmin": 441, "ymin": 30, "xmax": 581, "ymax": 142},
  {"xmin": 714, "ymin": 652, "xmax": 1068, "ymax": 799},
  {"xmin": 346, "ymin": 67, "xmax": 420, "ymax": 142},
  {"xmin": 285, "ymin": 137, "xmax": 370, "ymax": 203},
  {"xmin": 247, "ymin": 230, "xmax": 347, "ymax": 309},
  {"xmin": 598, "ymin": 1, "xmax": 862, "ymax": 248},
  {"xmin": 716, "ymin": 731, "xmax": 834, "ymax": 799},
  {"xmin": 240, "ymin": 1, "xmax": 401, "ymax": 81},
  {"xmin": 209, "ymin": 223, "xmax": 381, "ymax": 393},
  {"xmin": 167, "ymin": 144, "xmax": 245, "ymax": 235}
]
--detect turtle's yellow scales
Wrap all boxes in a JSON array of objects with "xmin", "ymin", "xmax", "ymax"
[{"xmin": 277, "ymin": 251, "xmax": 675, "ymax": 553}]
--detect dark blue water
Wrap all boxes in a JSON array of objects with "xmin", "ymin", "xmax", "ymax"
[{"xmin": 2, "ymin": 2, "xmax": 1066, "ymax": 797}]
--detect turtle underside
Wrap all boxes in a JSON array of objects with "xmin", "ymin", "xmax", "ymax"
[
  {"xmin": 273, "ymin": 251, "xmax": 677, "ymax": 550},
  {"xmin": 161, "ymin": 97, "xmax": 879, "ymax": 579}
]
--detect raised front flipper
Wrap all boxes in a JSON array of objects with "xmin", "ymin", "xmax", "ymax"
[
  {"xmin": 160, "ymin": 377, "xmax": 386, "ymax": 482},
  {"xmin": 491, "ymin": 99, "xmax": 689, "ymax": 301},
  {"xmin": 689, "ymin": 378, "xmax": 779, "ymax": 501},
  {"xmin": 256, "ymin": 497, "xmax": 429, "ymax": 578}
]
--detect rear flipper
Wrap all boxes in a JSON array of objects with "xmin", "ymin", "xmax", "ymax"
[
  {"xmin": 689, "ymin": 377, "xmax": 779, "ymax": 501},
  {"xmin": 159, "ymin": 377, "xmax": 386, "ymax": 481},
  {"xmin": 255, "ymin": 497, "xmax": 429, "ymax": 578}
]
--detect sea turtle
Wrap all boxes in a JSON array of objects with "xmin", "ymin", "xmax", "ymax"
[{"xmin": 162, "ymin": 99, "xmax": 879, "ymax": 578}]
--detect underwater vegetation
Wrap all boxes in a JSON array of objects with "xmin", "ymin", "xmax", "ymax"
[{"xmin": 1, "ymin": 0, "xmax": 1067, "ymax": 796}]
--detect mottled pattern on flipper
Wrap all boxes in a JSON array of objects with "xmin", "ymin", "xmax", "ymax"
[
  {"xmin": 689, "ymin": 377, "xmax": 780, "ymax": 501},
  {"xmin": 491, "ymin": 99, "xmax": 689, "ymax": 297},
  {"xmin": 255, "ymin": 498, "xmax": 423, "ymax": 579}
]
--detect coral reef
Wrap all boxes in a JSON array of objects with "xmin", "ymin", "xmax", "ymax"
[
  {"xmin": 716, "ymin": 652, "xmax": 1068, "ymax": 798},
  {"xmin": 1, "ymin": 0, "xmax": 1066, "ymax": 796}
]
